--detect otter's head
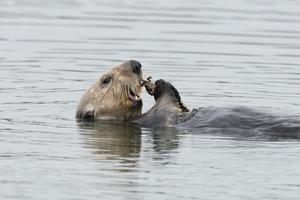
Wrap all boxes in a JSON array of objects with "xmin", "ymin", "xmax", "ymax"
[
  {"xmin": 76, "ymin": 60, "xmax": 143, "ymax": 120},
  {"xmin": 153, "ymin": 79, "xmax": 189, "ymax": 113}
]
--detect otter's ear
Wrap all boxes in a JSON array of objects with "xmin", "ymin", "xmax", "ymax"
[
  {"xmin": 76, "ymin": 110, "xmax": 95, "ymax": 120},
  {"xmin": 83, "ymin": 110, "xmax": 95, "ymax": 119},
  {"xmin": 82, "ymin": 110, "xmax": 95, "ymax": 120}
]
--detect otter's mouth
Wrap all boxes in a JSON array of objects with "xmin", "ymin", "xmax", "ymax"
[{"xmin": 128, "ymin": 88, "xmax": 142, "ymax": 106}]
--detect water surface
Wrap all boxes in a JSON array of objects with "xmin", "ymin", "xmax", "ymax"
[{"xmin": 1, "ymin": 0, "xmax": 300, "ymax": 199}]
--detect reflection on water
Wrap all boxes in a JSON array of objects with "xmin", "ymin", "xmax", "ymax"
[
  {"xmin": 150, "ymin": 128, "xmax": 180, "ymax": 153},
  {"xmin": 78, "ymin": 121, "xmax": 142, "ymax": 160},
  {"xmin": 78, "ymin": 121, "xmax": 181, "ymax": 163},
  {"xmin": 1, "ymin": 0, "xmax": 300, "ymax": 199}
]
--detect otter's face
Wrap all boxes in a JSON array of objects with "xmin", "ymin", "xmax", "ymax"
[{"xmin": 76, "ymin": 60, "xmax": 143, "ymax": 120}]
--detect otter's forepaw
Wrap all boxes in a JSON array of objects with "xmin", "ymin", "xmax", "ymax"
[{"xmin": 141, "ymin": 76, "xmax": 155, "ymax": 96}]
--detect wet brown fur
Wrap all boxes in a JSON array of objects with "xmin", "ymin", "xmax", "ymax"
[{"xmin": 76, "ymin": 61, "xmax": 143, "ymax": 120}]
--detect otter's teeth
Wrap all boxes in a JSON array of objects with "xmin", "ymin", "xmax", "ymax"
[
  {"xmin": 128, "ymin": 85, "xmax": 142, "ymax": 102},
  {"xmin": 128, "ymin": 89, "xmax": 135, "ymax": 100},
  {"xmin": 131, "ymin": 89, "xmax": 138, "ymax": 98}
]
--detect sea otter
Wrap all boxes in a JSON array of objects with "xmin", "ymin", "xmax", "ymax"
[
  {"xmin": 76, "ymin": 62, "xmax": 300, "ymax": 139},
  {"xmin": 76, "ymin": 60, "xmax": 143, "ymax": 120},
  {"xmin": 75, "ymin": 60, "xmax": 189, "ymax": 126}
]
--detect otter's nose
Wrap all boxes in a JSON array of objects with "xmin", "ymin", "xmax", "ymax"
[{"xmin": 130, "ymin": 60, "xmax": 142, "ymax": 75}]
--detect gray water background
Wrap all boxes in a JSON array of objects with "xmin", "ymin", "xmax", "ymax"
[{"xmin": 1, "ymin": 0, "xmax": 300, "ymax": 199}]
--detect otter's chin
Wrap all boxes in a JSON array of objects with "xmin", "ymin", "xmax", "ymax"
[
  {"xmin": 131, "ymin": 98, "xmax": 143, "ymax": 108},
  {"xmin": 124, "ymin": 98, "xmax": 143, "ymax": 109},
  {"xmin": 120, "ymin": 98, "xmax": 142, "ymax": 120}
]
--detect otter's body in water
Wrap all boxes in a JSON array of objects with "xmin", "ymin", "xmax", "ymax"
[
  {"xmin": 76, "ymin": 61, "xmax": 300, "ymax": 139},
  {"xmin": 133, "ymin": 79, "xmax": 300, "ymax": 139},
  {"xmin": 76, "ymin": 60, "xmax": 143, "ymax": 120}
]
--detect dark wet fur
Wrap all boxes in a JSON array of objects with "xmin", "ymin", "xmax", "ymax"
[
  {"xmin": 153, "ymin": 79, "xmax": 189, "ymax": 112},
  {"xmin": 179, "ymin": 107, "xmax": 300, "ymax": 140}
]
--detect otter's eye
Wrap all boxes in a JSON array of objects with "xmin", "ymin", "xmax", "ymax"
[{"xmin": 102, "ymin": 77, "xmax": 111, "ymax": 84}]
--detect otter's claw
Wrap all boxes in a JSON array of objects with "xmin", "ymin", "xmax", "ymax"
[{"xmin": 141, "ymin": 76, "xmax": 155, "ymax": 96}]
